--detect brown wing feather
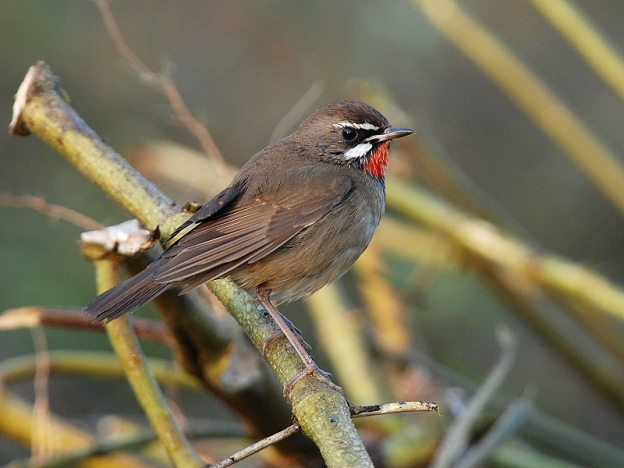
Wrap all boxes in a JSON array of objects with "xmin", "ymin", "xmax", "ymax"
[{"xmin": 150, "ymin": 176, "xmax": 353, "ymax": 289}]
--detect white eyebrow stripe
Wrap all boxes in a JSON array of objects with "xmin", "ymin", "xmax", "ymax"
[
  {"xmin": 333, "ymin": 121, "xmax": 380, "ymax": 131},
  {"xmin": 343, "ymin": 142, "xmax": 373, "ymax": 160}
]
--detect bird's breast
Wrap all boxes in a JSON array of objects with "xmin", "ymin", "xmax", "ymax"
[{"xmin": 229, "ymin": 175, "xmax": 385, "ymax": 304}]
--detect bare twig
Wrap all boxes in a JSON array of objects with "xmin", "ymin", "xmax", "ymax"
[
  {"xmin": 0, "ymin": 194, "xmax": 102, "ymax": 231},
  {"xmin": 211, "ymin": 423, "xmax": 301, "ymax": 468},
  {"xmin": 269, "ymin": 80, "xmax": 325, "ymax": 143},
  {"xmin": 211, "ymin": 399, "xmax": 439, "ymax": 468},
  {"xmin": 0, "ymin": 307, "xmax": 173, "ymax": 345},
  {"xmin": 350, "ymin": 400, "xmax": 439, "ymax": 417},
  {"xmin": 93, "ymin": 0, "xmax": 228, "ymax": 170},
  {"xmin": 455, "ymin": 397, "xmax": 533, "ymax": 468},
  {"xmin": 430, "ymin": 325, "xmax": 516, "ymax": 468}
]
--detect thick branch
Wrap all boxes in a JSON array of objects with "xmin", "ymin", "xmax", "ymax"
[{"xmin": 10, "ymin": 61, "xmax": 185, "ymax": 235}]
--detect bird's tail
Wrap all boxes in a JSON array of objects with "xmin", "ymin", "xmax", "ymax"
[{"xmin": 84, "ymin": 264, "xmax": 169, "ymax": 323}]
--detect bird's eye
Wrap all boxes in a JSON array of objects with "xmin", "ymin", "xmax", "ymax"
[{"xmin": 342, "ymin": 127, "xmax": 357, "ymax": 141}]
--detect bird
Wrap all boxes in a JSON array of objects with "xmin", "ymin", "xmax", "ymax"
[{"xmin": 85, "ymin": 100, "xmax": 413, "ymax": 394}]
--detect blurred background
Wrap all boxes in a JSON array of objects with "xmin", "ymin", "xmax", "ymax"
[{"xmin": 2, "ymin": 0, "xmax": 624, "ymax": 466}]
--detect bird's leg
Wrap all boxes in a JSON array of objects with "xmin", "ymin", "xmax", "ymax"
[
  {"xmin": 263, "ymin": 312, "xmax": 312, "ymax": 353},
  {"xmin": 256, "ymin": 288, "xmax": 343, "ymax": 398}
]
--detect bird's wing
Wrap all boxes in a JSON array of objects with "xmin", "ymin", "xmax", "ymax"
[
  {"xmin": 163, "ymin": 183, "xmax": 245, "ymax": 244},
  {"xmin": 151, "ymin": 175, "xmax": 353, "ymax": 291}
]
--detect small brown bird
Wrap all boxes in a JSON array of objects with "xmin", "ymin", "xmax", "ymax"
[{"xmin": 85, "ymin": 100, "xmax": 412, "ymax": 392}]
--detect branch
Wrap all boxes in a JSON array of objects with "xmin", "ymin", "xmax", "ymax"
[
  {"xmin": 0, "ymin": 385, "xmax": 152, "ymax": 468},
  {"xmin": 528, "ymin": 0, "xmax": 624, "ymax": 103},
  {"xmin": 0, "ymin": 194, "xmax": 102, "ymax": 231},
  {"xmin": 0, "ymin": 351, "xmax": 201, "ymax": 391},
  {"xmin": 7, "ymin": 420, "xmax": 247, "ymax": 468},
  {"xmin": 386, "ymin": 177, "xmax": 624, "ymax": 410},
  {"xmin": 0, "ymin": 307, "xmax": 173, "ymax": 345},
  {"xmin": 93, "ymin": 257, "xmax": 204, "ymax": 467},
  {"xmin": 93, "ymin": 0, "xmax": 229, "ymax": 172},
  {"xmin": 387, "ymin": 178, "xmax": 624, "ymax": 324},
  {"xmin": 211, "ymin": 400, "xmax": 439, "ymax": 468},
  {"xmin": 430, "ymin": 326, "xmax": 517, "ymax": 468},
  {"xmin": 207, "ymin": 279, "xmax": 375, "ymax": 467},
  {"xmin": 412, "ymin": 0, "xmax": 624, "ymax": 217},
  {"xmin": 305, "ymin": 286, "xmax": 385, "ymax": 404},
  {"xmin": 10, "ymin": 62, "xmax": 184, "ymax": 235}
]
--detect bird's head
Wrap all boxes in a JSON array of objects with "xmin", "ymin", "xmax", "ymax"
[{"xmin": 294, "ymin": 100, "xmax": 413, "ymax": 179}]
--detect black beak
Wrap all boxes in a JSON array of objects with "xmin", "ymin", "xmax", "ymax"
[{"xmin": 367, "ymin": 127, "xmax": 413, "ymax": 143}]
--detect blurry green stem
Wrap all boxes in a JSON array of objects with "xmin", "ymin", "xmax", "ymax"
[
  {"xmin": 387, "ymin": 177, "xmax": 624, "ymax": 324},
  {"xmin": 492, "ymin": 441, "xmax": 585, "ymax": 468},
  {"xmin": 529, "ymin": 0, "xmax": 624, "ymax": 102},
  {"xmin": 0, "ymin": 386, "xmax": 152, "ymax": 468},
  {"xmin": 95, "ymin": 259, "xmax": 204, "ymax": 468},
  {"xmin": 455, "ymin": 398, "xmax": 532, "ymax": 468},
  {"xmin": 387, "ymin": 178, "xmax": 624, "ymax": 411},
  {"xmin": 413, "ymin": 0, "xmax": 624, "ymax": 217},
  {"xmin": 0, "ymin": 351, "xmax": 201, "ymax": 391}
]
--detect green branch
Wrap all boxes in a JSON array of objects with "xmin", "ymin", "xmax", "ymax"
[{"xmin": 95, "ymin": 258, "xmax": 204, "ymax": 467}]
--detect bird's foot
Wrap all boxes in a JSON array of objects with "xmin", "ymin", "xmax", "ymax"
[
  {"xmin": 262, "ymin": 315, "xmax": 312, "ymax": 356},
  {"xmin": 283, "ymin": 364, "xmax": 344, "ymax": 400}
]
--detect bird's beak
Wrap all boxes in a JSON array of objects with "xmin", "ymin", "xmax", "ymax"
[{"xmin": 367, "ymin": 127, "xmax": 414, "ymax": 143}]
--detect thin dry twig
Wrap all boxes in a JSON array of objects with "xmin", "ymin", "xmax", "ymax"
[
  {"xmin": 350, "ymin": 400, "xmax": 440, "ymax": 417},
  {"xmin": 269, "ymin": 80, "xmax": 325, "ymax": 143},
  {"xmin": 0, "ymin": 307, "xmax": 173, "ymax": 345},
  {"xmin": 0, "ymin": 194, "xmax": 103, "ymax": 231},
  {"xmin": 430, "ymin": 325, "xmax": 517, "ymax": 468},
  {"xmin": 93, "ymin": 0, "xmax": 227, "ymax": 169},
  {"xmin": 210, "ymin": 399, "xmax": 439, "ymax": 468},
  {"xmin": 211, "ymin": 423, "xmax": 302, "ymax": 468}
]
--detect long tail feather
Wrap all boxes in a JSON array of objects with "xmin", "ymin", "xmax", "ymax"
[{"xmin": 84, "ymin": 265, "xmax": 169, "ymax": 323}]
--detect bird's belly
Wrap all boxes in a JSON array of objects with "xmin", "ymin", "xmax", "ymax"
[{"xmin": 228, "ymin": 202, "xmax": 381, "ymax": 304}]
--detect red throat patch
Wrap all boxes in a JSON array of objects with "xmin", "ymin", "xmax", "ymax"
[{"xmin": 364, "ymin": 141, "xmax": 390, "ymax": 179}]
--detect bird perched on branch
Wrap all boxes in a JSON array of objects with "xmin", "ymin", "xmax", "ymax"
[{"xmin": 85, "ymin": 100, "xmax": 412, "ymax": 395}]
